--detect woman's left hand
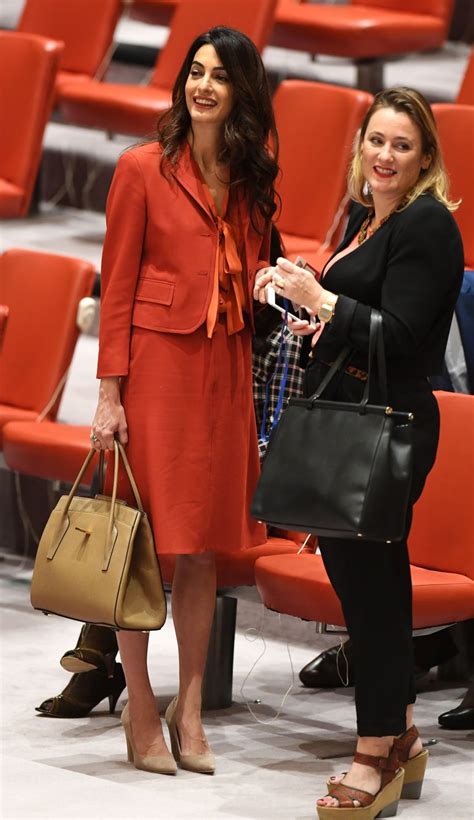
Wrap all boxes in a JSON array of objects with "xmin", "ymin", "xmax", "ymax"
[{"xmin": 253, "ymin": 266, "xmax": 276, "ymax": 303}]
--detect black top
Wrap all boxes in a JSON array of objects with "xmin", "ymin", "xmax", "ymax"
[{"xmin": 310, "ymin": 193, "xmax": 464, "ymax": 379}]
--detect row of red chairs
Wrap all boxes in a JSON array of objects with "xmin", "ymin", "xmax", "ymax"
[
  {"xmin": 125, "ymin": 0, "xmax": 459, "ymax": 92},
  {"xmin": 2, "ymin": 50, "xmax": 472, "ymax": 277},
  {"xmin": 16, "ymin": 0, "xmax": 459, "ymax": 95},
  {"xmin": 1, "ymin": 0, "xmax": 473, "ymax": 220}
]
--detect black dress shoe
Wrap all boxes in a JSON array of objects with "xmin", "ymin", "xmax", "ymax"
[
  {"xmin": 438, "ymin": 685, "xmax": 474, "ymax": 729},
  {"xmin": 438, "ymin": 705, "xmax": 474, "ymax": 730},
  {"xmin": 299, "ymin": 641, "xmax": 355, "ymax": 688}
]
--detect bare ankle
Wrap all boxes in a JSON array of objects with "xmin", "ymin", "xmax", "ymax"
[{"xmin": 357, "ymin": 736, "xmax": 394, "ymax": 757}]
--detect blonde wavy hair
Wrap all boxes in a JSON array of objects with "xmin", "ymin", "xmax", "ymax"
[{"xmin": 348, "ymin": 87, "xmax": 459, "ymax": 212}]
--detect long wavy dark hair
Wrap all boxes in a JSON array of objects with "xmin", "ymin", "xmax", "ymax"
[{"xmin": 156, "ymin": 26, "xmax": 279, "ymax": 231}]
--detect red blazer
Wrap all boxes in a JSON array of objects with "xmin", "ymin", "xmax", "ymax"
[{"xmin": 97, "ymin": 141, "xmax": 271, "ymax": 378}]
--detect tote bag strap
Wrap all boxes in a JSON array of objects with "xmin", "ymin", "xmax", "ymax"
[
  {"xmin": 361, "ymin": 310, "xmax": 388, "ymax": 409},
  {"xmin": 97, "ymin": 441, "xmax": 144, "ymax": 512},
  {"xmin": 309, "ymin": 309, "xmax": 388, "ymax": 408},
  {"xmin": 309, "ymin": 344, "xmax": 353, "ymax": 402},
  {"xmin": 59, "ymin": 441, "xmax": 145, "ymax": 570}
]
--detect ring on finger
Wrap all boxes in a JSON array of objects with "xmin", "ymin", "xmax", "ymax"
[{"xmin": 90, "ymin": 432, "xmax": 99, "ymax": 443}]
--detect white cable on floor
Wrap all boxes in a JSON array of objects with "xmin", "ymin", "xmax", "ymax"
[{"xmin": 240, "ymin": 606, "xmax": 296, "ymax": 725}]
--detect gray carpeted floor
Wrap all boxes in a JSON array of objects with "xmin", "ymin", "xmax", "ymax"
[{"xmin": 0, "ymin": 577, "xmax": 472, "ymax": 820}]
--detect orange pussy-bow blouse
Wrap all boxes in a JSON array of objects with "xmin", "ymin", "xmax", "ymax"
[{"xmin": 202, "ymin": 183, "xmax": 247, "ymax": 338}]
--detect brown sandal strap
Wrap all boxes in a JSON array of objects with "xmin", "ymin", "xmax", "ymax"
[
  {"xmin": 354, "ymin": 747, "xmax": 400, "ymax": 789},
  {"xmin": 353, "ymin": 750, "xmax": 399, "ymax": 773},
  {"xmin": 327, "ymin": 783, "xmax": 374, "ymax": 809},
  {"xmin": 393, "ymin": 724, "xmax": 420, "ymax": 762}
]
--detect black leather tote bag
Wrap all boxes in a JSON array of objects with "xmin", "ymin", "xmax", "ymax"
[{"xmin": 251, "ymin": 311, "xmax": 414, "ymax": 543}]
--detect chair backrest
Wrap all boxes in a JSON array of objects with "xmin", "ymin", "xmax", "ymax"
[
  {"xmin": 274, "ymin": 80, "xmax": 372, "ymax": 243},
  {"xmin": 0, "ymin": 32, "xmax": 61, "ymax": 218},
  {"xmin": 352, "ymin": 0, "xmax": 454, "ymax": 31},
  {"xmin": 131, "ymin": 0, "xmax": 178, "ymax": 27},
  {"xmin": 433, "ymin": 103, "xmax": 474, "ymax": 269},
  {"xmin": 18, "ymin": 0, "xmax": 123, "ymax": 77},
  {"xmin": 0, "ymin": 249, "xmax": 95, "ymax": 418},
  {"xmin": 457, "ymin": 47, "xmax": 474, "ymax": 105},
  {"xmin": 151, "ymin": 0, "xmax": 277, "ymax": 91},
  {"xmin": 408, "ymin": 391, "xmax": 474, "ymax": 580}
]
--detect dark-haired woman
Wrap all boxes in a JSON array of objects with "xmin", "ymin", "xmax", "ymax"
[{"xmin": 89, "ymin": 27, "xmax": 278, "ymax": 774}]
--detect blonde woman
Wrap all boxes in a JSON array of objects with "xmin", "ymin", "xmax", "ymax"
[{"xmin": 254, "ymin": 87, "xmax": 464, "ymax": 818}]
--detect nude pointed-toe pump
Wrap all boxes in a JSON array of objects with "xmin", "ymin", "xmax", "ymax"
[
  {"xmin": 165, "ymin": 696, "xmax": 215, "ymax": 774},
  {"xmin": 121, "ymin": 704, "xmax": 177, "ymax": 775}
]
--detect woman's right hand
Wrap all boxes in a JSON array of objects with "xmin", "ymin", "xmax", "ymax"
[{"xmin": 90, "ymin": 377, "xmax": 128, "ymax": 450}]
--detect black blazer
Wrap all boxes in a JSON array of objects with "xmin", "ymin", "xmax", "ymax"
[{"xmin": 311, "ymin": 194, "xmax": 464, "ymax": 380}]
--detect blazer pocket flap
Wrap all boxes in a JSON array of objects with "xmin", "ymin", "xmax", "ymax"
[{"xmin": 135, "ymin": 279, "xmax": 175, "ymax": 306}]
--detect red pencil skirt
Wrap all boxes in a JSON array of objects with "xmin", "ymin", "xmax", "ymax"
[{"xmin": 115, "ymin": 319, "xmax": 266, "ymax": 554}]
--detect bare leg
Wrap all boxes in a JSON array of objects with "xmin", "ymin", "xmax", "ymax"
[
  {"xmin": 405, "ymin": 703, "xmax": 423, "ymax": 755},
  {"xmin": 171, "ymin": 552, "xmax": 216, "ymax": 755},
  {"xmin": 117, "ymin": 631, "xmax": 170, "ymax": 756}
]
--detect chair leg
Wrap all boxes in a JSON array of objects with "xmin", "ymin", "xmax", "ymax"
[
  {"xmin": 356, "ymin": 58, "xmax": 384, "ymax": 93},
  {"xmin": 202, "ymin": 596, "xmax": 237, "ymax": 710}
]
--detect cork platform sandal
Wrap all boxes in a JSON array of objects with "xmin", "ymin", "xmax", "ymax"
[
  {"xmin": 327, "ymin": 725, "xmax": 428, "ymax": 801},
  {"xmin": 393, "ymin": 725, "xmax": 429, "ymax": 799},
  {"xmin": 317, "ymin": 749, "xmax": 404, "ymax": 820}
]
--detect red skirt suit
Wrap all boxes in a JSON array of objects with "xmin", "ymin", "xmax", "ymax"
[{"xmin": 97, "ymin": 142, "xmax": 269, "ymax": 554}]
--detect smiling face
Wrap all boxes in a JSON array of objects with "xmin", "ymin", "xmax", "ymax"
[
  {"xmin": 184, "ymin": 44, "xmax": 234, "ymax": 128},
  {"xmin": 361, "ymin": 107, "xmax": 432, "ymax": 209}
]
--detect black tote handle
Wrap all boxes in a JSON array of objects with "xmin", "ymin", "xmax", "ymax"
[
  {"xmin": 310, "ymin": 309, "xmax": 388, "ymax": 409},
  {"xmin": 361, "ymin": 310, "xmax": 388, "ymax": 408}
]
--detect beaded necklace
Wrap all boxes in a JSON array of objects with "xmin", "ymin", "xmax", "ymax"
[
  {"xmin": 357, "ymin": 211, "xmax": 391, "ymax": 245},
  {"xmin": 357, "ymin": 194, "xmax": 411, "ymax": 246}
]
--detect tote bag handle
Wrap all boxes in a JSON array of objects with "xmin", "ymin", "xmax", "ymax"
[
  {"xmin": 56, "ymin": 442, "xmax": 145, "ymax": 570},
  {"xmin": 309, "ymin": 309, "xmax": 388, "ymax": 410}
]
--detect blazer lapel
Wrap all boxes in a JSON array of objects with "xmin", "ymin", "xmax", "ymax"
[{"xmin": 170, "ymin": 142, "xmax": 214, "ymax": 226}]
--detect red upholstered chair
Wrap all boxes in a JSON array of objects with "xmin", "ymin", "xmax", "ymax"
[
  {"xmin": 130, "ymin": 0, "xmax": 178, "ymax": 26},
  {"xmin": 17, "ymin": 0, "xmax": 123, "ymax": 97},
  {"xmin": 0, "ymin": 250, "xmax": 95, "ymax": 447},
  {"xmin": 0, "ymin": 32, "xmax": 62, "ymax": 218},
  {"xmin": 433, "ymin": 103, "xmax": 474, "ymax": 269},
  {"xmin": 274, "ymin": 81, "xmax": 372, "ymax": 272},
  {"xmin": 457, "ymin": 47, "xmax": 474, "ymax": 105},
  {"xmin": 255, "ymin": 392, "xmax": 474, "ymax": 631},
  {"xmin": 273, "ymin": 0, "xmax": 455, "ymax": 92},
  {"xmin": 58, "ymin": 0, "xmax": 278, "ymax": 136},
  {"xmin": 2, "ymin": 422, "xmax": 96, "ymax": 485}
]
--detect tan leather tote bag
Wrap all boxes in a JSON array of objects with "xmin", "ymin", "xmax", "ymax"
[{"xmin": 31, "ymin": 440, "xmax": 166, "ymax": 630}]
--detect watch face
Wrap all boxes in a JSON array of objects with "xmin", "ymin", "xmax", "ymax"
[{"xmin": 319, "ymin": 303, "xmax": 333, "ymax": 322}]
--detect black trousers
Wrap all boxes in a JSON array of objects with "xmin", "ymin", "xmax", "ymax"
[{"xmin": 306, "ymin": 362, "xmax": 440, "ymax": 736}]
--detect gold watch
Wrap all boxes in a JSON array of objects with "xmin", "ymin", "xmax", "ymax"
[{"xmin": 318, "ymin": 294, "xmax": 338, "ymax": 324}]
